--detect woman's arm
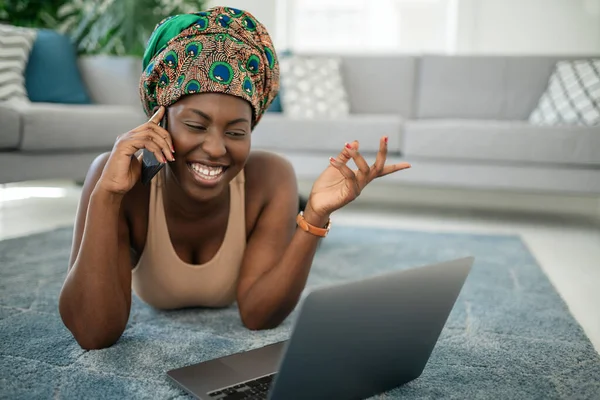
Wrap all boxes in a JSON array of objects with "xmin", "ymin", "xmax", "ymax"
[
  {"xmin": 236, "ymin": 153, "xmax": 321, "ymax": 330},
  {"xmin": 58, "ymin": 153, "xmax": 134, "ymax": 350},
  {"xmin": 237, "ymin": 140, "xmax": 410, "ymax": 330},
  {"xmin": 59, "ymin": 107, "xmax": 173, "ymax": 349}
]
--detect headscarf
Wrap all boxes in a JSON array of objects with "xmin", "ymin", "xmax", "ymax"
[{"xmin": 139, "ymin": 6, "xmax": 279, "ymax": 127}]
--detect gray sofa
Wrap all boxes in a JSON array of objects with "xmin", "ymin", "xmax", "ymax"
[
  {"xmin": 1, "ymin": 54, "xmax": 599, "ymax": 196},
  {"xmin": 252, "ymin": 54, "xmax": 600, "ymax": 195},
  {"xmin": 0, "ymin": 55, "xmax": 146, "ymax": 184}
]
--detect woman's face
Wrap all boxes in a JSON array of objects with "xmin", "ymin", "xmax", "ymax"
[{"xmin": 165, "ymin": 93, "xmax": 253, "ymax": 201}]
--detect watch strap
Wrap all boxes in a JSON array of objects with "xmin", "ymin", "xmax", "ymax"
[{"xmin": 296, "ymin": 211, "xmax": 331, "ymax": 237}]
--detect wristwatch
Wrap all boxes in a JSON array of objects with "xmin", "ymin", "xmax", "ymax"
[{"xmin": 296, "ymin": 211, "xmax": 331, "ymax": 237}]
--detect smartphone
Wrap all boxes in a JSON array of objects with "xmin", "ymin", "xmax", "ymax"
[{"xmin": 141, "ymin": 113, "xmax": 168, "ymax": 185}]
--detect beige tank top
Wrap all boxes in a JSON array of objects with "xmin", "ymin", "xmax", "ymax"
[{"xmin": 132, "ymin": 170, "xmax": 246, "ymax": 309}]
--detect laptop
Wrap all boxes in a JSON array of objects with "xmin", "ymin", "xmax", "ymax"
[{"xmin": 167, "ymin": 256, "xmax": 474, "ymax": 400}]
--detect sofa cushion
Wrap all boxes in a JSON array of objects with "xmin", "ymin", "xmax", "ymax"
[
  {"xmin": 18, "ymin": 103, "xmax": 147, "ymax": 151},
  {"xmin": 0, "ymin": 102, "xmax": 22, "ymax": 149},
  {"xmin": 280, "ymin": 56, "xmax": 350, "ymax": 119},
  {"xmin": 266, "ymin": 93, "xmax": 282, "ymax": 113},
  {"xmin": 276, "ymin": 152, "xmax": 600, "ymax": 194},
  {"xmin": 416, "ymin": 56, "xmax": 507, "ymax": 120},
  {"xmin": 528, "ymin": 59, "xmax": 600, "ymax": 126},
  {"xmin": 251, "ymin": 114, "xmax": 403, "ymax": 154},
  {"xmin": 340, "ymin": 55, "xmax": 417, "ymax": 117},
  {"xmin": 24, "ymin": 29, "xmax": 91, "ymax": 104},
  {"xmin": 503, "ymin": 56, "xmax": 569, "ymax": 120},
  {"xmin": 415, "ymin": 55, "xmax": 600, "ymax": 121},
  {"xmin": 0, "ymin": 24, "xmax": 37, "ymax": 102},
  {"xmin": 403, "ymin": 120, "xmax": 600, "ymax": 166}
]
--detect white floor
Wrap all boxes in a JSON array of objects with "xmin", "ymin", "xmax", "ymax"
[{"xmin": 1, "ymin": 180, "xmax": 599, "ymax": 355}]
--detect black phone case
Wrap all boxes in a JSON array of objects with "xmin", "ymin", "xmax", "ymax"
[
  {"xmin": 141, "ymin": 151, "xmax": 164, "ymax": 185},
  {"xmin": 141, "ymin": 114, "xmax": 167, "ymax": 185}
]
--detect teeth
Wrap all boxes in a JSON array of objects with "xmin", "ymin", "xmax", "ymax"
[{"xmin": 190, "ymin": 163, "xmax": 224, "ymax": 180}]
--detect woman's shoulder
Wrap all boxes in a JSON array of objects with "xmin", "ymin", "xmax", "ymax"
[
  {"xmin": 242, "ymin": 150, "xmax": 297, "ymax": 227},
  {"xmin": 244, "ymin": 150, "xmax": 296, "ymax": 194}
]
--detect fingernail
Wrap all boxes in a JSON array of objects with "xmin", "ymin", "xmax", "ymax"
[
  {"xmin": 345, "ymin": 143, "xmax": 352, "ymax": 149},
  {"xmin": 329, "ymin": 157, "xmax": 336, "ymax": 163},
  {"xmin": 384, "ymin": 136, "xmax": 388, "ymax": 144}
]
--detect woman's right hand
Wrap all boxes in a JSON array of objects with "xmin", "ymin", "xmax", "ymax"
[{"xmin": 97, "ymin": 106, "xmax": 175, "ymax": 195}]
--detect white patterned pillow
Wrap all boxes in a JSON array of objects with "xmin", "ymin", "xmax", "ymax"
[
  {"xmin": 279, "ymin": 56, "xmax": 350, "ymax": 119},
  {"xmin": 529, "ymin": 59, "xmax": 600, "ymax": 126},
  {"xmin": 0, "ymin": 24, "xmax": 37, "ymax": 103}
]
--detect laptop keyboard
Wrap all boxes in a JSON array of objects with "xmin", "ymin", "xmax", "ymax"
[{"xmin": 207, "ymin": 373, "xmax": 276, "ymax": 400}]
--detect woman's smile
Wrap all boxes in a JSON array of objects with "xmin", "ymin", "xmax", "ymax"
[{"xmin": 187, "ymin": 161, "xmax": 228, "ymax": 187}]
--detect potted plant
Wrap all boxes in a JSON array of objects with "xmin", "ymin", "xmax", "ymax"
[
  {"xmin": 1, "ymin": 0, "xmax": 206, "ymax": 57},
  {"xmin": 1, "ymin": 0, "xmax": 206, "ymax": 105},
  {"xmin": 57, "ymin": 0, "xmax": 207, "ymax": 104},
  {"xmin": 56, "ymin": 0, "xmax": 207, "ymax": 58}
]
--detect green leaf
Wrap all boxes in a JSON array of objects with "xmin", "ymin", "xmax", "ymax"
[{"xmin": 0, "ymin": 0, "xmax": 207, "ymax": 56}]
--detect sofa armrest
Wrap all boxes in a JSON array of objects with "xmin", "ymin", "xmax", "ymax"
[{"xmin": 0, "ymin": 100, "xmax": 27, "ymax": 149}]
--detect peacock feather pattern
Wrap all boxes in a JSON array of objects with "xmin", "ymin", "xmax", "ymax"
[{"xmin": 140, "ymin": 6, "xmax": 279, "ymax": 126}]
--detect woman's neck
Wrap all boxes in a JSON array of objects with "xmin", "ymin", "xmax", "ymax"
[{"xmin": 160, "ymin": 169, "xmax": 230, "ymax": 221}]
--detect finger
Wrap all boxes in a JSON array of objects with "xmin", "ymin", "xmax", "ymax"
[
  {"xmin": 378, "ymin": 162, "xmax": 411, "ymax": 178},
  {"xmin": 345, "ymin": 143, "xmax": 370, "ymax": 189},
  {"xmin": 329, "ymin": 157, "xmax": 360, "ymax": 196},
  {"xmin": 117, "ymin": 131, "xmax": 167, "ymax": 162},
  {"xmin": 133, "ymin": 129, "xmax": 174, "ymax": 162},
  {"xmin": 145, "ymin": 122, "xmax": 175, "ymax": 156},
  {"xmin": 148, "ymin": 106, "xmax": 165, "ymax": 125},
  {"xmin": 121, "ymin": 134, "xmax": 168, "ymax": 164},
  {"xmin": 336, "ymin": 140, "xmax": 358, "ymax": 164},
  {"xmin": 131, "ymin": 138, "xmax": 168, "ymax": 164},
  {"xmin": 131, "ymin": 107, "xmax": 174, "ymax": 153},
  {"xmin": 370, "ymin": 136, "xmax": 389, "ymax": 180}
]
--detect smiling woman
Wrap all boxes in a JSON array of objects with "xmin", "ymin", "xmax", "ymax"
[
  {"xmin": 57, "ymin": 6, "xmax": 411, "ymax": 350},
  {"xmin": 162, "ymin": 93, "xmax": 252, "ymax": 201}
]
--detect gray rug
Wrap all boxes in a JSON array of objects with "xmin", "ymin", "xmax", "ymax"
[{"xmin": 1, "ymin": 226, "xmax": 599, "ymax": 400}]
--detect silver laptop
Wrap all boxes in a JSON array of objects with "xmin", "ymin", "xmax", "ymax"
[{"xmin": 167, "ymin": 256, "xmax": 474, "ymax": 400}]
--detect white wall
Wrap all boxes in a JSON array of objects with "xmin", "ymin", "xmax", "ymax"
[
  {"xmin": 205, "ymin": 0, "xmax": 281, "ymax": 47},
  {"xmin": 456, "ymin": 0, "xmax": 600, "ymax": 54},
  {"xmin": 205, "ymin": 0, "xmax": 600, "ymax": 55}
]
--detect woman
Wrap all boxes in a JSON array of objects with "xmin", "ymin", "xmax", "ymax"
[{"xmin": 58, "ymin": 6, "xmax": 411, "ymax": 350}]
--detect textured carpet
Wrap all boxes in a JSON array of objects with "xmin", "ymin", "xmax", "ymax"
[{"xmin": 1, "ymin": 226, "xmax": 599, "ymax": 400}]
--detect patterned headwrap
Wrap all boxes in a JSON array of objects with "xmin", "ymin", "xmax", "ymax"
[{"xmin": 139, "ymin": 6, "xmax": 279, "ymax": 127}]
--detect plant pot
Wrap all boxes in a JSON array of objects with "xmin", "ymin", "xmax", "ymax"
[{"xmin": 77, "ymin": 55, "xmax": 144, "ymax": 107}]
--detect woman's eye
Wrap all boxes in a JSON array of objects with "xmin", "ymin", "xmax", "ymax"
[
  {"xmin": 227, "ymin": 131, "xmax": 247, "ymax": 137},
  {"xmin": 186, "ymin": 124, "xmax": 206, "ymax": 131}
]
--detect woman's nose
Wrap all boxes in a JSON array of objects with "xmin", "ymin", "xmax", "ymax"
[{"xmin": 201, "ymin": 131, "xmax": 227, "ymax": 159}]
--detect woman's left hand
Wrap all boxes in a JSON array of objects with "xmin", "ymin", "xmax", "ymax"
[{"xmin": 306, "ymin": 137, "xmax": 411, "ymax": 219}]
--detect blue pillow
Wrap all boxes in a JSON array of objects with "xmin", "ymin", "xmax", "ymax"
[
  {"xmin": 266, "ymin": 49, "xmax": 293, "ymax": 113},
  {"xmin": 25, "ymin": 29, "xmax": 91, "ymax": 104},
  {"xmin": 267, "ymin": 92, "xmax": 283, "ymax": 113}
]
